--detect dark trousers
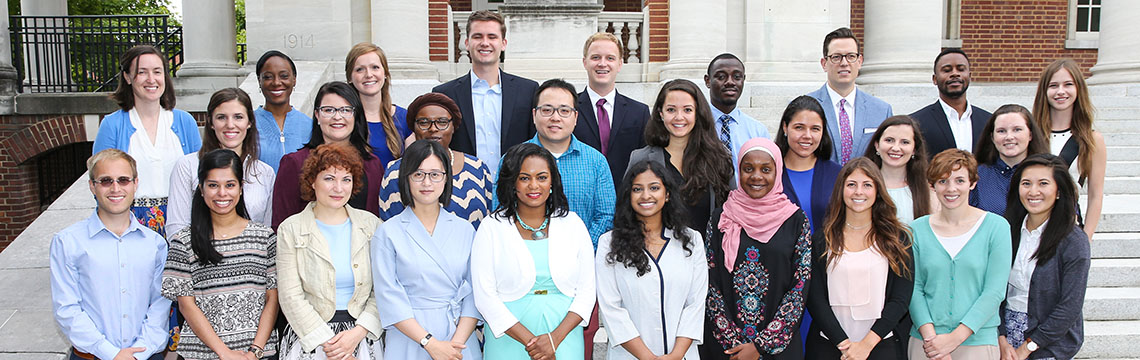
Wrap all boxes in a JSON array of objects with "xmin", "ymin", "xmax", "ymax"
[{"xmin": 803, "ymin": 330, "xmax": 903, "ymax": 360}]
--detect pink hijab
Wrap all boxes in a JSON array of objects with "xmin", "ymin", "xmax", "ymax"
[{"xmin": 717, "ymin": 137, "xmax": 801, "ymax": 272}]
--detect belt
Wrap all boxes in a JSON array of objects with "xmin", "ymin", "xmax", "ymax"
[
  {"xmin": 71, "ymin": 348, "xmax": 97, "ymax": 360},
  {"xmin": 133, "ymin": 197, "xmax": 168, "ymax": 208}
]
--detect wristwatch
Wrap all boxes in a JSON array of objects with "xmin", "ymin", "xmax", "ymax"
[
  {"xmin": 1026, "ymin": 340, "xmax": 1039, "ymax": 352},
  {"xmin": 419, "ymin": 333, "xmax": 434, "ymax": 348},
  {"xmin": 248, "ymin": 344, "xmax": 264, "ymax": 359}
]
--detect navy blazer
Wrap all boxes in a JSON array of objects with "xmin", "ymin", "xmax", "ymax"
[
  {"xmin": 910, "ymin": 101, "xmax": 993, "ymax": 156},
  {"xmin": 781, "ymin": 159, "xmax": 842, "ymax": 232},
  {"xmin": 432, "ymin": 70, "xmax": 540, "ymax": 157},
  {"xmin": 574, "ymin": 90, "xmax": 650, "ymax": 185},
  {"xmin": 807, "ymin": 85, "xmax": 893, "ymax": 163}
]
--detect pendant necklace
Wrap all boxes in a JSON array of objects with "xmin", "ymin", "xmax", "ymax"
[{"xmin": 516, "ymin": 215, "xmax": 550, "ymax": 240}]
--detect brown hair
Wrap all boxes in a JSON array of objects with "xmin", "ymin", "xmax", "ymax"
[
  {"xmin": 466, "ymin": 10, "xmax": 506, "ymax": 37},
  {"xmin": 822, "ymin": 27, "xmax": 860, "ymax": 57},
  {"xmin": 927, "ymin": 148, "xmax": 979, "ymax": 186},
  {"xmin": 863, "ymin": 115, "xmax": 932, "ymax": 219},
  {"xmin": 111, "ymin": 45, "xmax": 176, "ymax": 110},
  {"xmin": 974, "ymin": 104, "xmax": 1048, "ymax": 165},
  {"xmin": 202, "ymin": 88, "xmax": 260, "ymax": 171},
  {"xmin": 299, "ymin": 143, "xmax": 366, "ymax": 202},
  {"xmin": 822, "ymin": 158, "xmax": 912, "ymax": 277},
  {"xmin": 1032, "ymin": 59, "xmax": 1096, "ymax": 185},
  {"xmin": 644, "ymin": 79, "xmax": 733, "ymax": 205},
  {"xmin": 345, "ymin": 43, "xmax": 401, "ymax": 158},
  {"xmin": 582, "ymin": 32, "xmax": 623, "ymax": 58},
  {"xmin": 88, "ymin": 148, "xmax": 138, "ymax": 180}
]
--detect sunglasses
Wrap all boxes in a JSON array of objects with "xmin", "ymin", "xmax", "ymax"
[{"xmin": 92, "ymin": 176, "xmax": 135, "ymax": 187}]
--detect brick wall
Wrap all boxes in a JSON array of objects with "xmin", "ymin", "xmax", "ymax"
[
  {"xmin": 645, "ymin": 0, "xmax": 668, "ymax": 62},
  {"xmin": 430, "ymin": 0, "xmax": 451, "ymax": 62},
  {"xmin": 449, "ymin": 0, "xmax": 470, "ymax": 12},
  {"xmin": 605, "ymin": 0, "xmax": 642, "ymax": 12},
  {"xmin": 851, "ymin": 0, "xmax": 1097, "ymax": 82}
]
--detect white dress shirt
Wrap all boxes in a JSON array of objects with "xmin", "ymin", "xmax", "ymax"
[
  {"xmin": 939, "ymin": 98, "xmax": 975, "ymax": 151},
  {"xmin": 587, "ymin": 86, "xmax": 616, "ymax": 129},
  {"xmin": 826, "ymin": 84, "xmax": 858, "ymax": 133},
  {"xmin": 166, "ymin": 153, "xmax": 276, "ymax": 236},
  {"xmin": 127, "ymin": 108, "xmax": 183, "ymax": 198},
  {"xmin": 1008, "ymin": 218, "xmax": 1046, "ymax": 312}
]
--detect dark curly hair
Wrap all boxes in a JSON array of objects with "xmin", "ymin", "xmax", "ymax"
[
  {"xmin": 299, "ymin": 143, "xmax": 366, "ymax": 202},
  {"xmin": 492, "ymin": 143, "xmax": 569, "ymax": 220},
  {"xmin": 605, "ymin": 160, "xmax": 693, "ymax": 276},
  {"xmin": 644, "ymin": 79, "xmax": 733, "ymax": 206}
]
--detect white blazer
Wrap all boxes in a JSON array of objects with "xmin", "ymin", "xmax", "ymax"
[{"xmin": 471, "ymin": 212, "xmax": 597, "ymax": 337}]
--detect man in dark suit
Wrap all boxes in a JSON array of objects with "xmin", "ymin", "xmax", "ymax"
[
  {"xmin": 574, "ymin": 32, "xmax": 650, "ymax": 186},
  {"xmin": 910, "ymin": 48, "xmax": 992, "ymax": 156},
  {"xmin": 432, "ymin": 10, "xmax": 539, "ymax": 179}
]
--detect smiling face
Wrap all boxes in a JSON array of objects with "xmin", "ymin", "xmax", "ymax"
[
  {"xmin": 932, "ymin": 166, "xmax": 976, "ymax": 209},
  {"xmin": 515, "ymin": 156, "xmax": 552, "ymax": 211},
  {"xmin": 783, "ymin": 110, "xmax": 825, "ymax": 160},
  {"xmin": 90, "ymin": 158, "xmax": 137, "ymax": 217},
  {"xmin": 1047, "ymin": 68, "xmax": 1077, "ymax": 112},
  {"xmin": 316, "ymin": 93, "xmax": 354, "ymax": 144},
  {"xmin": 533, "ymin": 87, "xmax": 578, "ymax": 146},
  {"xmin": 126, "ymin": 53, "xmax": 165, "ymax": 104},
  {"xmin": 465, "ymin": 20, "xmax": 506, "ymax": 67},
  {"xmin": 843, "ymin": 169, "xmax": 877, "ymax": 215},
  {"xmin": 875, "ymin": 124, "xmax": 916, "ymax": 169},
  {"xmin": 412, "ymin": 104, "xmax": 455, "ymax": 147},
  {"xmin": 740, "ymin": 150, "xmax": 777, "ymax": 199},
  {"xmin": 210, "ymin": 100, "xmax": 252, "ymax": 155},
  {"xmin": 259, "ymin": 56, "xmax": 295, "ymax": 106},
  {"xmin": 822, "ymin": 38, "xmax": 862, "ymax": 89},
  {"xmin": 410, "ymin": 154, "xmax": 445, "ymax": 208},
  {"xmin": 583, "ymin": 39, "xmax": 622, "ymax": 89},
  {"xmin": 660, "ymin": 90, "xmax": 697, "ymax": 140},
  {"xmin": 630, "ymin": 169, "xmax": 668, "ymax": 220},
  {"xmin": 201, "ymin": 167, "xmax": 242, "ymax": 216},
  {"xmin": 350, "ymin": 51, "xmax": 386, "ymax": 97},
  {"xmin": 1018, "ymin": 165, "xmax": 1058, "ymax": 220},
  {"xmin": 705, "ymin": 57, "xmax": 745, "ymax": 108},
  {"xmin": 313, "ymin": 166, "xmax": 353, "ymax": 210},
  {"xmin": 934, "ymin": 52, "xmax": 970, "ymax": 99},
  {"xmin": 992, "ymin": 113, "xmax": 1033, "ymax": 165}
]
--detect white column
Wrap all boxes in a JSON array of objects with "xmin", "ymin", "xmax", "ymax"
[
  {"xmin": 19, "ymin": 0, "xmax": 67, "ymax": 92},
  {"xmin": 0, "ymin": 0, "xmax": 17, "ymax": 113},
  {"xmin": 372, "ymin": 0, "xmax": 438, "ymax": 79},
  {"xmin": 857, "ymin": 0, "xmax": 942, "ymax": 84},
  {"xmin": 659, "ymin": 0, "xmax": 727, "ymax": 80},
  {"xmin": 743, "ymin": 0, "xmax": 850, "ymax": 82},
  {"xmin": 1088, "ymin": 0, "xmax": 1140, "ymax": 85},
  {"xmin": 178, "ymin": 0, "xmax": 244, "ymax": 80},
  {"xmin": 497, "ymin": 0, "xmax": 603, "ymax": 80}
]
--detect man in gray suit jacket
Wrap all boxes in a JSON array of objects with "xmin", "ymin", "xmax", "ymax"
[{"xmin": 807, "ymin": 27, "xmax": 893, "ymax": 165}]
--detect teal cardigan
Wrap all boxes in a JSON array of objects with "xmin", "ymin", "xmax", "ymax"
[{"xmin": 909, "ymin": 212, "xmax": 1012, "ymax": 346}]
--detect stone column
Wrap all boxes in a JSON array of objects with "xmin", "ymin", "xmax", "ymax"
[
  {"xmin": 0, "ymin": 0, "xmax": 19, "ymax": 113},
  {"xmin": 743, "ymin": 0, "xmax": 850, "ymax": 82},
  {"xmin": 497, "ymin": 0, "xmax": 604, "ymax": 79},
  {"xmin": 1088, "ymin": 0, "xmax": 1140, "ymax": 85},
  {"xmin": 372, "ymin": 0, "xmax": 438, "ymax": 79},
  {"xmin": 857, "ymin": 0, "xmax": 942, "ymax": 84},
  {"xmin": 18, "ymin": 0, "xmax": 67, "ymax": 93},
  {"xmin": 658, "ymin": 0, "xmax": 727, "ymax": 80},
  {"xmin": 178, "ymin": 0, "xmax": 244, "ymax": 87}
]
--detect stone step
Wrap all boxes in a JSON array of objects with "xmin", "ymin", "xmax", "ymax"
[
  {"xmin": 1077, "ymin": 320, "xmax": 1140, "ymax": 359},
  {"xmin": 1107, "ymin": 147, "xmax": 1140, "ymax": 161},
  {"xmin": 1104, "ymin": 161, "xmax": 1140, "ymax": 177},
  {"xmin": 1091, "ymin": 233, "xmax": 1140, "ymax": 258},
  {"xmin": 1101, "ymin": 176, "xmax": 1140, "ymax": 194},
  {"xmin": 1105, "ymin": 133, "xmax": 1140, "ymax": 147},
  {"xmin": 1089, "ymin": 259, "xmax": 1140, "ymax": 287},
  {"xmin": 1095, "ymin": 119, "xmax": 1140, "ymax": 133},
  {"xmin": 1085, "ymin": 287, "xmax": 1140, "ymax": 321},
  {"xmin": 1084, "ymin": 195, "xmax": 1140, "ymax": 233}
]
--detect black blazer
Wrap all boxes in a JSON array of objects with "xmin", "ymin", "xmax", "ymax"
[
  {"xmin": 781, "ymin": 159, "xmax": 842, "ymax": 232},
  {"xmin": 432, "ymin": 70, "xmax": 540, "ymax": 157},
  {"xmin": 910, "ymin": 101, "xmax": 992, "ymax": 157},
  {"xmin": 574, "ymin": 90, "xmax": 650, "ymax": 185},
  {"xmin": 806, "ymin": 231, "xmax": 913, "ymax": 359}
]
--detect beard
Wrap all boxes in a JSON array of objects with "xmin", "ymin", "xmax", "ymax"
[{"xmin": 938, "ymin": 82, "xmax": 968, "ymax": 99}]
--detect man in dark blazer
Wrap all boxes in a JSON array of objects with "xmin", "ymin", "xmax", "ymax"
[
  {"xmin": 910, "ymin": 48, "xmax": 992, "ymax": 157},
  {"xmin": 432, "ymin": 10, "xmax": 538, "ymax": 178},
  {"xmin": 574, "ymin": 32, "xmax": 650, "ymax": 186}
]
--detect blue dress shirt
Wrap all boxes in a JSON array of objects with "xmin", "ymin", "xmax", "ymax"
[
  {"xmin": 471, "ymin": 72, "xmax": 504, "ymax": 180},
  {"xmin": 970, "ymin": 159, "xmax": 1018, "ymax": 216},
  {"xmin": 50, "ymin": 211, "xmax": 171, "ymax": 360},
  {"xmin": 523, "ymin": 135, "xmax": 616, "ymax": 248},
  {"xmin": 255, "ymin": 106, "xmax": 312, "ymax": 172},
  {"xmin": 710, "ymin": 104, "xmax": 771, "ymax": 181}
]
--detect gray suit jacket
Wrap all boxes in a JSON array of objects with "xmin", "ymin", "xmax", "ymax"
[{"xmin": 807, "ymin": 84, "xmax": 893, "ymax": 163}]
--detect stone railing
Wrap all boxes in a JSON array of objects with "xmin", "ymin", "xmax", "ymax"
[{"xmin": 450, "ymin": 10, "xmax": 644, "ymax": 64}]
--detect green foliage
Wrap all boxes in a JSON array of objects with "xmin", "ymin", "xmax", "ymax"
[
  {"xmin": 236, "ymin": 0, "xmax": 246, "ymax": 44},
  {"xmin": 9, "ymin": 0, "xmax": 178, "ymax": 24}
]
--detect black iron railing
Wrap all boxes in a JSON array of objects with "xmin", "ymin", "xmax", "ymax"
[
  {"xmin": 9, "ymin": 15, "xmax": 183, "ymax": 93},
  {"xmin": 237, "ymin": 43, "xmax": 247, "ymax": 65}
]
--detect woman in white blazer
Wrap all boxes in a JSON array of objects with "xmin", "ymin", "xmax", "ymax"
[
  {"xmin": 276, "ymin": 144, "xmax": 383, "ymax": 360},
  {"xmin": 471, "ymin": 143, "xmax": 596, "ymax": 360}
]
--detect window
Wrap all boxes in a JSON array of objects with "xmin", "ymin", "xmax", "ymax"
[
  {"xmin": 1075, "ymin": 0, "xmax": 1101, "ymax": 32},
  {"xmin": 1066, "ymin": 0, "xmax": 1100, "ymax": 49}
]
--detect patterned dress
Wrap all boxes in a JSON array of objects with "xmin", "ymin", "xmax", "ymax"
[
  {"xmin": 378, "ymin": 153, "xmax": 493, "ymax": 228},
  {"xmin": 701, "ymin": 209, "xmax": 811, "ymax": 360},
  {"xmin": 161, "ymin": 222, "xmax": 278, "ymax": 359}
]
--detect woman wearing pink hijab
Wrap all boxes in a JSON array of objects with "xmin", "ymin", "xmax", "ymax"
[{"xmin": 701, "ymin": 137, "xmax": 811, "ymax": 360}]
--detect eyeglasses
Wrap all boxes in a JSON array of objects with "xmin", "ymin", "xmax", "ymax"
[
  {"xmin": 411, "ymin": 170, "xmax": 446, "ymax": 183},
  {"xmin": 92, "ymin": 176, "xmax": 135, "ymax": 187},
  {"xmin": 414, "ymin": 117, "xmax": 452, "ymax": 131},
  {"xmin": 826, "ymin": 53, "xmax": 861, "ymax": 64},
  {"xmin": 535, "ymin": 105, "xmax": 576, "ymax": 118},
  {"xmin": 317, "ymin": 106, "xmax": 355, "ymax": 118}
]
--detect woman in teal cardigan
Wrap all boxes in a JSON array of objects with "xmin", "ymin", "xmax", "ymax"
[{"xmin": 908, "ymin": 149, "xmax": 1011, "ymax": 360}]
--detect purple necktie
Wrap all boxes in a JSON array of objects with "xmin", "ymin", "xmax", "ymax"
[
  {"xmin": 597, "ymin": 98, "xmax": 610, "ymax": 155},
  {"xmin": 839, "ymin": 98, "xmax": 853, "ymax": 164}
]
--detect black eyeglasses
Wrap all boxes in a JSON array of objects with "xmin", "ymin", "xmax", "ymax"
[
  {"xmin": 92, "ymin": 176, "xmax": 135, "ymax": 187},
  {"xmin": 415, "ymin": 117, "xmax": 452, "ymax": 131},
  {"xmin": 411, "ymin": 170, "xmax": 446, "ymax": 183},
  {"xmin": 535, "ymin": 105, "xmax": 575, "ymax": 118},
  {"xmin": 317, "ymin": 106, "xmax": 355, "ymax": 118},
  {"xmin": 826, "ymin": 53, "xmax": 861, "ymax": 64}
]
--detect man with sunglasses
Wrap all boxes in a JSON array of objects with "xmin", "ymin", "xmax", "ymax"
[
  {"xmin": 50, "ymin": 149, "xmax": 171, "ymax": 360},
  {"xmin": 806, "ymin": 27, "xmax": 894, "ymax": 164}
]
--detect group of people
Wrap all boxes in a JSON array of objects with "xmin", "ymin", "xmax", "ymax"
[{"xmin": 50, "ymin": 9, "xmax": 1097, "ymax": 360}]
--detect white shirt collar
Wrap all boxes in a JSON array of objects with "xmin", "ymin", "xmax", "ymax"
[
  {"xmin": 825, "ymin": 83, "xmax": 857, "ymax": 109},
  {"xmin": 1021, "ymin": 217, "xmax": 1048, "ymax": 239},
  {"xmin": 938, "ymin": 98, "xmax": 973, "ymax": 122},
  {"xmin": 586, "ymin": 85, "xmax": 615, "ymax": 108}
]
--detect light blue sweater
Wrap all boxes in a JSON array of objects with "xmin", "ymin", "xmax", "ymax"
[{"xmin": 91, "ymin": 108, "xmax": 202, "ymax": 156}]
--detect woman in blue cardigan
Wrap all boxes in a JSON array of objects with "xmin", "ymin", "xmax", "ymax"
[
  {"xmin": 92, "ymin": 45, "xmax": 202, "ymax": 237},
  {"xmin": 909, "ymin": 149, "xmax": 1011, "ymax": 360},
  {"xmin": 998, "ymin": 154, "xmax": 1090, "ymax": 360}
]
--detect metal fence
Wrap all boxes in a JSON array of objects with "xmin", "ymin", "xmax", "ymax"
[{"xmin": 9, "ymin": 15, "xmax": 183, "ymax": 93}]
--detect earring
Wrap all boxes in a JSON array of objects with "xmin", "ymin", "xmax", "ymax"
[
  {"xmin": 876, "ymin": 151, "xmax": 880, "ymax": 156},
  {"xmin": 549, "ymin": 189, "xmax": 553, "ymax": 194}
]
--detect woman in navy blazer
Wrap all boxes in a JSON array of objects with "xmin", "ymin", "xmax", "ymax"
[{"xmin": 776, "ymin": 95, "xmax": 841, "ymax": 233}]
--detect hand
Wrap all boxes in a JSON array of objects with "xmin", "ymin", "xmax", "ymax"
[
  {"xmin": 837, "ymin": 338, "xmax": 873, "ymax": 360},
  {"xmin": 724, "ymin": 343, "xmax": 760, "ymax": 360},
  {"xmin": 243, "ymin": 351, "xmax": 258, "ymax": 360},
  {"xmin": 524, "ymin": 333, "xmax": 556, "ymax": 360},
  {"xmin": 998, "ymin": 336, "xmax": 1016, "ymax": 360},
  {"xmin": 922, "ymin": 333, "xmax": 962, "ymax": 359},
  {"xmin": 112, "ymin": 347, "xmax": 146, "ymax": 360},
  {"xmin": 424, "ymin": 338, "xmax": 466, "ymax": 360},
  {"xmin": 323, "ymin": 327, "xmax": 367, "ymax": 360},
  {"xmin": 217, "ymin": 349, "xmax": 249, "ymax": 360},
  {"xmin": 1013, "ymin": 342, "xmax": 1032, "ymax": 360}
]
